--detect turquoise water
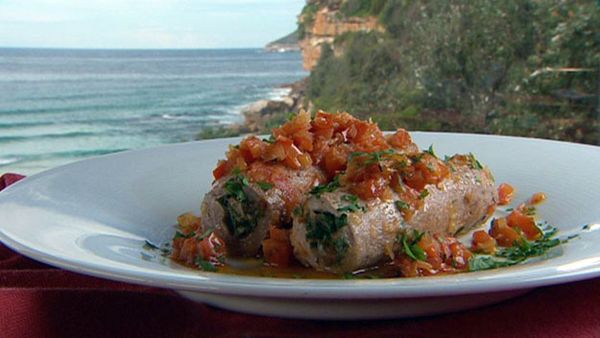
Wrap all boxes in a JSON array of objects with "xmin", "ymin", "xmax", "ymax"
[{"xmin": 0, "ymin": 48, "xmax": 307, "ymax": 175}]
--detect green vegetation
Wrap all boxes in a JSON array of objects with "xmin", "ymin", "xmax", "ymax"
[
  {"xmin": 340, "ymin": 0, "xmax": 387, "ymax": 17},
  {"xmin": 305, "ymin": 0, "xmax": 600, "ymax": 144}
]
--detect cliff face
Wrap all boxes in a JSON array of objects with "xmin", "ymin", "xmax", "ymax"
[{"xmin": 298, "ymin": 1, "xmax": 384, "ymax": 70}]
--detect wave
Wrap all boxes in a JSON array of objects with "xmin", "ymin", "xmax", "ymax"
[
  {"xmin": 0, "ymin": 131, "xmax": 96, "ymax": 142},
  {"xmin": 0, "ymin": 156, "xmax": 20, "ymax": 166},
  {"xmin": 0, "ymin": 148, "xmax": 127, "ymax": 164},
  {"xmin": 0, "ymin": 121, "xmax": 54, "ymax": 129}
]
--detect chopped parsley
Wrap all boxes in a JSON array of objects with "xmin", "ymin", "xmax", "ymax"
[
  {"xmin": 306, "ymin": 211, "xmax": 349, "ymax": 262},
  {"xmin": 217, "ymin": 173, "xmax": 261, "ymax": 239},
  {"xmin": 469, "ymin": 225, "xmax": 563, "ymax": 272},
  {"xmin": 426, "ymin": 144, "xmax": 437, "ymax": 158},
  {"xmin": 293, "ymin": 205, "xmax": 304, "ymax": 217},
  {"xmin": 337, "ymin": 194, "xmax": 366, "ymax": 213},
  {"xmin": 256, "ymin": 181, "xmax": 274, "ymax": 191},
  {"xmin": 262, "ymin": 135, "xmax": 275, "ymax": 143},
  {"xmin": 310, "ymin": 175, "xmax": 341, "ymax": 197},
  {"xmin": 395, "ymin": 200, "xmax": 410, "ymax": 211},
  {"xmin": 197, "ymin": 228, "xmax": 214, "ymax": 241},
  {"xmin": 348, "ymin": 149, "xmax": 395, "ymax": 167},
  {"xmin": 223, "ymin": 173, "xmax": 250, "ymax": 202},
  {"xmin": 333, "ymin": 237, "xmax": 350, "ymax": 262},
  {"xmin": 195, "ymin": 257, "xmax": 218, "ymax": 272},
  {"xmin": 398, "ymin": 230, "xmax": 427, "ymax": 261},
  {"xmin": 173, "ymin": 231, "xmax": 195, "ymax": 240},
  {"xmin": 419, "ymin": 189, "xmax": 430, "ymax": 199},
  {"xmin": 468, "ymin": 153, "xmax": 484, "ymax": 170}
]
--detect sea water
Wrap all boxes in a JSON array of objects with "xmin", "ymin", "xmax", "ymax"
[{"xmin": 0, "ymin": 48, "xmax": 307, "ymax": 175}]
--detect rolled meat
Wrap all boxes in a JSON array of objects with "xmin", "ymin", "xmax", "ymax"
[
  {"xmin": 290, "ymin": 156, "xmax": 498, "ymax": 273},
  {"xmin": 201, "ymin": 162, "xmax": 324, "ymax": 257}
]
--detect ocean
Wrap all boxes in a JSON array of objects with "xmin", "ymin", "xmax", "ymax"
[{"xmin": 0, "ymin": 48, "xmax": 307, "ymax": 175}]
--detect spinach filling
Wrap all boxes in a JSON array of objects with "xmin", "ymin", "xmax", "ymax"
[
  {"xmin": 217, "ymin": 174, "xmax": 262, "ymax": 239},
  {"xmin": 306, "ymin": 211, "xmax": 349, "ymax": 262}
]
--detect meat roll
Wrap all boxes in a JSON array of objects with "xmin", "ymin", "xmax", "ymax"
[
  {"xmin": 202, "ymin": 162, "xmax": 324, "ymax": 257},
  {"xmin": 290, "ymin": 156, "xmax": 498, "ymax": 273}
]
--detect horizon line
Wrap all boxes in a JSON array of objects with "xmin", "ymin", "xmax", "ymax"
[{"xmin": 0, "ymin": 46, "xmax": 274, "ymax": 51}]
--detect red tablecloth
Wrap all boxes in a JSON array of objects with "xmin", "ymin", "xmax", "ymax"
[{"xmin": 1, "ymin": 173, "xmax": 599, "ymax": 338}]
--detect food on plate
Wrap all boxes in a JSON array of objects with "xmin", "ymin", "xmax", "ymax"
[
  {"xmin": 167, "ymin": 110, "xmax": 563, "ymax": 278},
  {"xmin": 201, "ymin": 163, "xmax": 324, "ymax": 256},
  {"xmin": 291, "ymin": 153, "xmax": 497, "ymax": 273}
]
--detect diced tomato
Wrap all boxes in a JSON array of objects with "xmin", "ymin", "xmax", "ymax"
[
  {"xmin": 529, "ymin": 192, "xmax": 547, "ymax": 205},
  {"xmin": 322, "ymin": 146, "xmax": 349, "ymax": 178},
  {"xmin": 489, "ymin": 218, "xmax": 521, "ymax": 247},
  {"xmin": 497, "ymin": 183, "xmax": 515, "ymax": 205},
  {"xmin": 212, "ymin": 160, "xmax": 230, "ymax": 180},
  {"xmin": 350, "ymin": 176, "xmax": 392, "ymax": 200},
  {"xmin": 506, "ymin": 210, "xmax": 541, "ymax": 240},
  {"xmin": 239, "ymin": 136, "xmax": 266, "ymax": 163},
  {"xmin": 404, "ymin": 153, "xmax": 449, "ymax": 191},
  {"xmin": 448, "ymin": 240, "xmax": 472, "ymax": 269},
  {"xmin": 471, "ymin": 230, "xmax": 497, "ymax": 254},
  {"xmin": 387, "ymin": 129, "xmax": 414, "ymax": 151},
  {"xmin": 262, "ymin": 227, "xmax": 293, "ymax": 267},
  {"xmin": 417, "ymin": 234, "xmax": 442, "ymax": 270},
  {"xmin": 273, "ymin": 110, "xmax": 314, "ymax": 153}
]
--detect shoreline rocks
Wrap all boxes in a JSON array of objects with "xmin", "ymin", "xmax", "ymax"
[{"xmin": 241, "ymin": 78, "xmax": 308, "ymax": 132}]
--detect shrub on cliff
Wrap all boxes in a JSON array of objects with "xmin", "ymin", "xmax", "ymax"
[{"xmin": 305, "ymin": 0, "xmax": 600, "ymax": 144}]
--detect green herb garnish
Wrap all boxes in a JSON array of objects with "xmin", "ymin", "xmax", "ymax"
[
  {"xmin": 262, "ymin": 135, "xmax": 275, "ymax": 143},
  {"xmin": 337, "ymin": 194, "xmax": 366, "ymax": 213},
  {"xmin": 343, "ymin": 272, "xmax": 356, "ymax": 280},
  {"xmin": 173, "ymin": 231, "xmax": 196, "ymax": 240},
  {"xmin": 223, "ymin": 173, "xmax": 250, "ymax": 202},
  {"xmin": 426, "ymin": 144, "xmax": 437, "ymax": 157},
  {"xmin": 195, "ymin": 257, "xmax": 218, "ymax": 272},
  {"xmin": 469, "ymin": 153, "xmax": 484, "ymax": 170},
  {"xmin": 197, "ymin": 228, "xmax": 214, "ymax": 241},
  {"xmin": 310, "ymin": 175, "xmax": 341, "ymax": 197},
  {"xmin": 398, "ymin": 230, "xmax": 427, "ymax": 261},
  {"xmin": 256, "ymin": 181, "xmax": 274, "ymax": 191},
  {"xmin": 395, "ymin": 200, "xmax": 410, "ymax": 211},
  {"xmin": 306, "ymin": 211, "xmax": 349, "ymax": 261},
  {"xmin": 469, "ymin": 225, "xmax": 563, "ymax": 272},
  {"xmin": 293, "ymin": 205, "xmax": 304, "ymax": 217},
  {"xmin": 217, "ymin": 173, "xmax": 261, "ymax": 239},
  {"xmin": 419, "ymin": 189, "xmax": 430, "ymax": 199},
  {"xmin": 334, "ymin": 237, "xmax": 350, "ymax": 262},
  {"xmin": 348, "ymin": 149, "xmax": 395, "ymax": 167}
]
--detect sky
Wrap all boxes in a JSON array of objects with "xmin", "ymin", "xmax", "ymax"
[{"xmin": 0, "ymin": 0, "xmax": 305, "ymax": 49}]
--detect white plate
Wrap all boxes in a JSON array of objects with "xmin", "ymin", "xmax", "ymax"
[{"xmin": 1, "ymin": 133, "xmax": 600, "ymax": 320}]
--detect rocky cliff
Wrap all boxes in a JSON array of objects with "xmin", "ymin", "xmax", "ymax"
[
  {"xmin": 238, "ymin": 1, "xmax": 385, "ymax": 133},
  {"xmin": 298, "ymin": 1, "xmax": 384, "ymax": 70}
]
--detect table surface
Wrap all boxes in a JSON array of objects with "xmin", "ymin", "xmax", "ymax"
[{"xmin": 2, "ymin": 173, "xmax": 600, "ymax": 338}]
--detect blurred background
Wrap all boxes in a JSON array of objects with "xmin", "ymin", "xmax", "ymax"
[{"xmin": 1, "ymin": 0, "xmax": 598, "ymax": 175}]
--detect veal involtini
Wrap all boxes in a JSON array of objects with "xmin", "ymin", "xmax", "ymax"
[
  {"xmin": 291, "ymin": 152, "xmax": 498, "ymax": 273},
  {"xmin": 202, "ymin": 162, "xmax": 324, "ymax": 257},
  {"xmin": 200, "ymin": 110, "xmax": 409, "ymax": 258},
  {"xmin": 171, "ymin": 110, "xmax": 562, "ymax": 277}
]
